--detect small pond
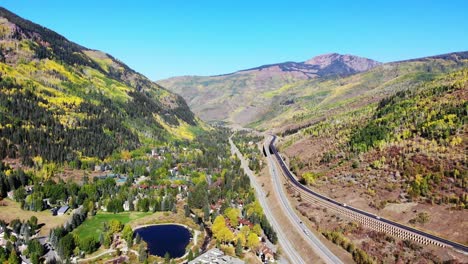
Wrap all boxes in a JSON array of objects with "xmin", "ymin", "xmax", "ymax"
[{"xmin": 134, "ymin": 224, "xmax": 191, "ymax": 258}]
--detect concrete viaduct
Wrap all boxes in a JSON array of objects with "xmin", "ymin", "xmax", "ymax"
[{"xmin": 267, "ymin": 135, "xmax": 467, "ymax": 252}]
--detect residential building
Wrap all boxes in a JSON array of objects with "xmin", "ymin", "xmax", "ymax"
[
  {"xmin": 188, "ymin": 248, "xmax": 244, "ymax": 264},
  {"xmin": 57, "ymin": 206, "xmax": 69, "ymax": 215}
]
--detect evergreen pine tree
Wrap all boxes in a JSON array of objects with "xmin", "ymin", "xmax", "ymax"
[
  {"xmin": 235, "ymin": 238, "xmax": 243, "ymax": 256},
  {"xmin": 187, "ymin": 249, "xmax": 194, "ymax": 261},
  {"xmin": 8, "ymin": 250, "xmax": 20, "ymax": 264},
  {"xmin": 203, "ymin": 204, "xmax": 210, "ymax": 221},
  {"xmin": 164, "ymin": 252, "xmax": 171, "ymax": 264}
]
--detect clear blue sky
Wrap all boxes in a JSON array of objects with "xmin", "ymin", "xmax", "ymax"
[{"xmin": 1, "ymin": 1, "xmax": 467, "ymax": 80}]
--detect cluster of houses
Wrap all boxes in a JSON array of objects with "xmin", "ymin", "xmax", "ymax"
[
  {"xmin": 151, "ymin": 148, "xmax": 167, "ymax": 160},
  {"xmin": 0, "ymin": 221, "xmax": 56, "ymax": 264},
  {"xmin": 6, "ymin": 185, "xmax": 70, "ymax": 217},
  {"xmin": 188, "ymin": 248, "xmax": 244, "ymax": 264},
  {"xmin": 209, "ymin": 198, "xmax": 276, "ymax": 263},
  {"xmin": 188, "ymin": 246, "xmax": 274, "ymax": 264},
  {"xmin": 135, "ymin": 175, "xmax": 188, "ymax": 192},
  {"xmin": 93, "ymin": 164, "xmax": 112, "ymax": 172},
  {"xmin": 97, "ymin": 175, "xmax": 189, "ymax": 212}
]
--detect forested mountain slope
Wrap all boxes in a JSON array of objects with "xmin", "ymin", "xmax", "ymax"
[
  {"xmin": 279, "ymin": 67, "xmax": 467, "ymax": 245},
  {"xmin": 0, "ymin": 7, "xmax": 201, "ymax": 166},
  {"xmin": 258, "ymin": 51, "xmax": 468, "ymax": 132}
]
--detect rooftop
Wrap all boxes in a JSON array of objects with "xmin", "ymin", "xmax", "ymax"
[
  {"xmin": 188, "ymin": 248, "xmax": 244, "ymax": 264},
  {"xmin": 57, "ymin": 206, "xmax": 69, "ymax": 214}
]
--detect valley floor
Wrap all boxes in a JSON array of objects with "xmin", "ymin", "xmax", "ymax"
[{"xmin": 230, "ymin": 136, "xmax": 353, "ymax": 263}]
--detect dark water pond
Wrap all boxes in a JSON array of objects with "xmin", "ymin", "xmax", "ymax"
[{"xmin": 134, "ymin": 224, "xmax": 191, "ymax": 258}]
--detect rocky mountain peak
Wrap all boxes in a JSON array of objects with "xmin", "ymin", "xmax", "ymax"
[{"xmin": 304, "ymin": 53, "xmax": 381, "ymax": 72}]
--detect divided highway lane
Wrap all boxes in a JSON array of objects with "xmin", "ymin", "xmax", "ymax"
[
  {"xmin": 264, "ymin": 137, "xmax": 343, "ymax": 264},
  {"xmin": 229, "ymin": 136, "xmax": 306, "ymax": 264},
  {"xmin": 269, "ymin": 135, "xmax": 468, "ymax": 254}
]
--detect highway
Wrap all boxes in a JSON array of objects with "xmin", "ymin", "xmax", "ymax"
[
  {"xmin": 229, "ymin": 136, "xmax": 306, "ymax": 264},
  {"xmin": 264, "ymin": 137, "xmax": 344, "ymax": 264},
  {"xmin": 268, "ymin": 135, "xmax": 468, "ymax": 254}
]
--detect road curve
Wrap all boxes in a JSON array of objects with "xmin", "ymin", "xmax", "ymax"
[
  {"xmin": 229, "ymin": 136, "xmax": 306, "ymax": 264},
  {"xmin": 264, "ymin": 137, "xmax": 344, "ymax": 264},
  {"xmin": 269, "ymin": 135, "xmax": 468, "ymax": 254}
]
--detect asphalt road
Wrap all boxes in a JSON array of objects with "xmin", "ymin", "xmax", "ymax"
[
  {"xmin": 229, "ymin": 136, "xmax": 306, "ymax": 264},
  {"xmin": 268, "ymin": 135, "xmax": 468, "ymax": 254},
  {"xmin": 263, "ymin": 137, "xmax": 343, "ymax": 264}
]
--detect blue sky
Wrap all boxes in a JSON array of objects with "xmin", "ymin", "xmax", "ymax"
[{"xmin": 1, "ymin": 1, "xmax": 467, "ymax": 80}]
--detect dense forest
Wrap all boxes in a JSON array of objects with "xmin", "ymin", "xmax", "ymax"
[
  {"xmin": 0, "ymin": 7, "xmax": 199, "ymax": 167},
  {"xmin": 0, "ymin": 76, "xmax": 140, "ymax": 164}
]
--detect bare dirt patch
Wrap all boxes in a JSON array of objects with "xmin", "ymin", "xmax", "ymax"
[{"xmin": 383, "ymin": 202, "xmax": 417, "ymax": 214}]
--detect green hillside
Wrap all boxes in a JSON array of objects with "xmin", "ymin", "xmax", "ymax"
[
  {"xmin": 254, "ymin": 53, "xmax": 468, "ymax": 131},
  {"xmin": 279, "ymin": 67, "xmax": 467, "ymax": 208},
  {"xmin": 272, "ymin": 66, "xmax": 468, "ymax": 254},
  {"xmin": 0, "ymin": 7, "xmax": 202, "ymax": 166}
]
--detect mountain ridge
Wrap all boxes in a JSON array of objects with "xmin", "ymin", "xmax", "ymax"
[
  {"xmin": 258, "ymin": 50, "xmax": 468, "ymax": 132},
  {"xmin": 393, "ymin": 50, "xmax": 468, "ymax": 63},
  {"xmin": 0, "ymin": 7, "xmax": 200, "ymax": 166},
  {"xmin": 186, "ymin": 53, "xmax": 381, "ymax": 78},
  {"xmin": 159, "ymin": 53, "xmax": 381, "ymax": 124}
]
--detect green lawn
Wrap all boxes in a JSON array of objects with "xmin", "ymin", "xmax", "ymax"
[{"xmin": 73, "ymin": 211, "xmax": 152, "ymax": 240}]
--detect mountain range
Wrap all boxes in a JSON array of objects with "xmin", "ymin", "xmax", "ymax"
[
  {"xmin": 158, "ymin": 53, "xmax": 380, "ymax": 124},
  {"xmin": 160, "ymin": 51, "xmax": 468, "ymax": 129}
]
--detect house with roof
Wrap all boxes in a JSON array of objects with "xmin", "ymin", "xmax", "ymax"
[
  {"xmin": 188, "ymin": 248, "xmax": 244, "ymax": 264},
  {"xmin": 239, "ymin": 218, "xmax": 254, "ymax": 229},
  {"xmin": 257, "ymin": 243, "xmax": 275, "ymax": 263},
  {"xmin": 210, "ymin": 178, "xmax": 223, "ymax": 188},
  {"xmin": 210, "ymin": 199, "xmax": 224, "ymax": 214},
  {"xmin": 57, "ymin": 206, "xmax": 69, "ymax": 215},
  {"xmin": 94, "ymin": 165, "xmax": 104, "ymax": 172}
]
